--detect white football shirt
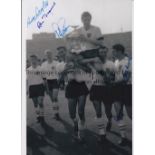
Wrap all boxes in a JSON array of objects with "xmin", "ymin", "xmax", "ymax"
[
  {"xmin": 93, "ymin": 60, "xmax": 115, "ymax": 85},
  {"xmin": 41, "ymin": 60, "xmax": 65, "ymax": 80},
  {"xmin": 27, "ymin": 66, "xmax": 43, "ymax": 86},
  {"xmin": 114, "ymin": 57, "xmax": 131, "ymax": 82},
  {"xmin": 77, "ymin": 25, "xmax": 103, "ymax": 51}
]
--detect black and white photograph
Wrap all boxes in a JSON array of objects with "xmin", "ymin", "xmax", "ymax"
[{"xmin": 23, "ymin": 0, "xmax": 133, "ymax": 154}]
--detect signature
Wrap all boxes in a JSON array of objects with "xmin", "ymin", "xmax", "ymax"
[
  {"xmin": 122, "ymin": 57, "xmax": 132, "ymax": 81},
  {"xmin": 42, "ymin": 2, "xmax": 56, "ymax": 19},
  {"xmin": 27, "ymin": 0, "xmax": 48, "ymax": 27},
  {"xmin": 52, "ymin": 17, "xmax": 71, "ymax": 38},
  {"xmin": 37, "ymin": 2, "xmax": 56, "ymax": 29}
]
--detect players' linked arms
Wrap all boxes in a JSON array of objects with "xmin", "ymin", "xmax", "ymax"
[
  {"xmin": 57, "ymin": 70, "xmax": 68, "ymax": 84},
  {"xmin": 87, "ymin": 63, "xmax": 96, "ymax": 73},
  {"xmin": 57, "ymin": 65, "xmax": 74, "ymax": 82}
]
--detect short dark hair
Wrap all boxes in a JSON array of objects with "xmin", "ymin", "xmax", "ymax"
[
  {"xmin": 30, "ymin": 55, "xmax": 37, "ymax": 59},
  {"xmin": 112, "ymin": 44, "xmax": 125, "ymax": 54},
  {"xmin": 81, "ymin": 11, "xmax": 92, "ymax": 19}
]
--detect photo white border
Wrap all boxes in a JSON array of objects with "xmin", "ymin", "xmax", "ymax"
[
  {"xmin": 22, "ymin": 0, "xmax": 26, "ymax": 154},
  {"xmin": 1, "ymin": 0, "xmax": 155, "ymax": 155}
]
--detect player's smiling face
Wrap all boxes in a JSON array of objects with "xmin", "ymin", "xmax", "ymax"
[
  {"xmin": 98, "ymin": 48, "xmax": 108, "ymax": 59},
  {"xmin": 46, "ymin": 52, "xmax": 53, "ymax": 61}
]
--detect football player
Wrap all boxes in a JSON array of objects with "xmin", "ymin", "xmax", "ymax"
[
  {"xmin": 112, "ymin": 44, "xmax": 132, "ymax": 145},
  {"xmin": 41, "ymin": 49, "xmax": 65, "ymax": 120},
  {"xmin": 81, "ymin": 46, "xmax": 115, "ymax": 144},
  {"xmin": 27, "ymin": 55, "xmax": 45, "ymax": 124},
  {"xmin": 63, "ymin": 53, "xmax": 89, "ymax": 144}
]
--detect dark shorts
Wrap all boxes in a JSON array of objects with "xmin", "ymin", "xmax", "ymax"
[
  {"xmin": 29, "ymin": 84, "xmax": 45, "ymax": 98},
  {"xmin": 90, "ymin": 85, "xmax": 113, "ymax": 103},
  {"xmin": 123, "ymin": 84, "xmax": 132, "ymax": 105},
  {"xmin": 79, "ymin": 48, "xmax": 99, "ymax": 59},
  {"xmin": 47, "ymin": 79, "xmax": 59, "ymax": 91},
  {"xmin": 65, "ymin": 80, "xmax": 89, "ymax": 98},
  {"xmin": 112, "ymin": 83, "xmax": 125, "ymax": 102}
]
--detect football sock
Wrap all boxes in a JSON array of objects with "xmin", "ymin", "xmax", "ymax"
[
  {"xmin": 96, "ymin": 117, "xmax": 106, "ymax": 136},
  {"xmin": 78, "ymin": 119, "xmax": 85, "ymax": 138},
  {"xmin": 52, "ymin": 101, "xmax": 59, "ymax": 115},
  {"xmin": 118, "ymin": 119, "xmax": 126, "ymax": 138},
  {"xmin": 72, "ymin": 118, "xmax": 78, "ymax": 135}
]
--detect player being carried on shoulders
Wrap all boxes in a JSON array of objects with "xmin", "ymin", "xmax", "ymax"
[
  {"xmin": 65, "ymin": 11, "xmax": 104, "ymax": 62},
  {"xmin": 63, "ymin": 11, "xmax": 105, "ymax": 144},
  {"xmin": 61, "ymin": 53, "xmax": 88, "ymax": 144}
]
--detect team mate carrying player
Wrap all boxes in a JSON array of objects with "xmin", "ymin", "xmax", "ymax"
[
  {"xmin": 81, "ymin": 46, "xmax": 115, "ymax": 144},
  {"xmin": 112, "ymin": 44, "xmax": 132, "ymax": 145},
  {"xmin": 64, "ymin": 11, "xmax": 104, "ymax": 143},
  {"xmin": 64, "ymin": 57, "xmax": 89, "ymax": 144},
  {"xmin": 27, "ymin": 55, "xmax": 45, "ymax": 124},
  {"xmin": 41, "ymin": 49, "xmax": 65, "ymax": 120}
]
